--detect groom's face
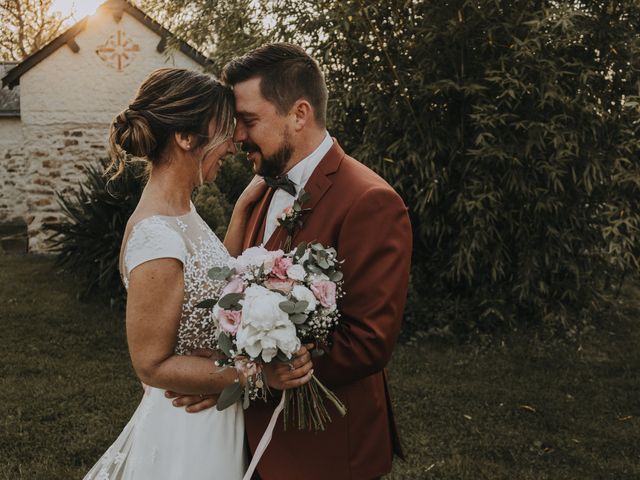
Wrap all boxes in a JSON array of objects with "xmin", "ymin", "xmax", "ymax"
[{"xmin": 232, "ymin": 77, "xmax": 294, "ymax": 177}]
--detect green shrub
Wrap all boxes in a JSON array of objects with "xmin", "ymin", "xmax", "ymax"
[
  {"xmin": 268, "ymin": 0, "xmax": 640, "ymax": 334},
  {"xmin": 46, "ymin": 159, "xmax": 144, "ymax": 303},
  {"xmin": 47, "ymin": 156, "xmax": 251, "ymax": 302}
]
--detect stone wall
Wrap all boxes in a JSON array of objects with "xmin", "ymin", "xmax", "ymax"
[
  {"xmin": 22, "ymin": 125, "xmax": 109, "ymax": 251},
  {"xmin": 0, "ymin": 118, "xmax": 26, "ymax": 223}
]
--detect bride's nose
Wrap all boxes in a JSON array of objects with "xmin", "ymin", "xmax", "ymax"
[{"xmin": 228, "ymin": 139, "xmax": 237, "ymax": 155}]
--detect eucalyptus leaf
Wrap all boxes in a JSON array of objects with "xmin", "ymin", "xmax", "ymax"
[
  {"xmin": 208, "ymin": 266, "xmax": 231, "ymax": 281},
  {"xmin": 299, "ymin": 191, "xmax": 311, "ymax": 204},
  {"xmin": 311, "ymin": 348, "xmax": 325, "ymax": 358},
  {"xmin": 330, "ymin": 271, "xmax": 343, "ymax": 282},
  {"xmin": 216, "ymin": 382, "xmax": 243, "ymax": 411},
  {"xmin": 294, "ymin": 300, "xmax": 309, "ymax": 313},
  {"xmin": 217, "ymin": 332, "xmax": 234, "ymax": 357},
  {"xmin": 279, "ymin": 300, "xmax": 296, "ymax": 314},
  {"xmin": 291, "ymin": 313, "xmax": 307, "ymax": 324},
  {"xmin": 195, "ymin": 299, "xmax": 217, "ymax": 309},
  {"xmin": 219, "ymin": 292, "xmax": 243, "ymax": 309},
  {"xmin": 317, "ymin": 257, "xmax": 330, "ymax": 269},
  {"xmin": 307, "ymin": 264, "xmax": 322, "ymax": 274}
]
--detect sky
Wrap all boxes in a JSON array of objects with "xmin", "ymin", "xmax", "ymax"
[{"xmin": 50, "ymin": 0, "xmax": 105, "ymax": 22}]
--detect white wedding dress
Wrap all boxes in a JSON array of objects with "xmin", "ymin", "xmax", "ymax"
[{"xmin": 84, "ymin": 205, "xmax": 246, "ymax": 479}]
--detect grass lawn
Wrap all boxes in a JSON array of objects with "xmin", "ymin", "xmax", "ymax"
[{"xmin": 1, "ymin": 255, "xmax": 639, "ymax": 479}]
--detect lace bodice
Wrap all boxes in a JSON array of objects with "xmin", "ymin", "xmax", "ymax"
[{"xmin": 121, "ymin": 207, "xmax": 230, "ymax": 354}]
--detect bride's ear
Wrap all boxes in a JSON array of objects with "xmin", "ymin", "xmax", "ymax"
[{"xmin": 174, "ymin": 131, "xmax": 194, "ymax": 152}]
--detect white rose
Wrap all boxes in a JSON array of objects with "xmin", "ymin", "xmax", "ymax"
[
  {"xmin": 240, "ymin": 285, "xmax": 289, "ymax": 330},
  {"xmin": 269, "ymin": 322, "xmax": 300, "ymax": 359},
  {"xmin": 231, "ymin": 247, "xmax": 283, "ymax": 273},
  {"xmin": 291, "ymin": 285, "xmax": 317, "ymax": 313},
  {"xmin": 235, "ymin": 285, "xmax": 301, "ymax": 362},
  {"xmin": 236, "ymin": 321, "xmax": 300, "ymax": 362},
  {"xmin": 286, "ymin": 264, "xmax": 306, "ymax": 281}
]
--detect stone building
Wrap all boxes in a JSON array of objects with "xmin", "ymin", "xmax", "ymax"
[{"xmin": 0, "ymin": 0, "xmax": 211, "ymax": 252}]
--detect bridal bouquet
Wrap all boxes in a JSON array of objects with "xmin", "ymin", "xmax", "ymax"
[{"xmin": 197, "ymin": 243, "xmax": 347, "ymax": 431}]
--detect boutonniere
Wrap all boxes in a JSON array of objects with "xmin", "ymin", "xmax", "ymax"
[{"xmin": 278, "ymin": 189, "xmax": 311, "ymax": 250}]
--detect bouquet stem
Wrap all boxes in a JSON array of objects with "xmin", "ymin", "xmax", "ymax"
[{"xmin": 282, "ymin": 374, "xmax": 347, "ymax": 431}]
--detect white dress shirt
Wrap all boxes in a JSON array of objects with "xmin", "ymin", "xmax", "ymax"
[{"xmin": 262, "ymin": 131, "xmax": 333, "ymax": 244}]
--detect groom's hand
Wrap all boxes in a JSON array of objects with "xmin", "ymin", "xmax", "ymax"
[
  {"xmin": 263, "ymin": 344, "xmax": 315, "ymax": 391},
  {"xmin": 165, "ymin": 390, "xmax": 219, "ymax": 413}
]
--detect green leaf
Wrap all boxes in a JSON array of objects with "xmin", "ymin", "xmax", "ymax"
[
  {"xmin": 316, "ymin": 255, "xmax": 330, "ymax": 269},
  {"xmin": 291, "ymin": 313, "xmax": 307, "ymax": 324},
  {"xmin": 294, "ymin": 300, "xmax": 309, "ymax": 313},
  {"xmin": 208, "ymin": 266, "xmax": 232, "ymax": 281},
  {"xmin": 219, "ymin": 292, "xmax": 243, "ymax": 309},
  {"xmin": 217, "ymin": 332, "xmax": 234, "ymax": 357},
  {"xmin": 195, "ymin": 299, "xmax": 217, "ymax": 309},
  {"xmin": 216, "ymin": 382, "xmax": 243, "ymax": 411},
  {"xmin": 294, "ymin": 242, "xmax": 308, "ymax": 259},
  {"xmin": 279, "ymin": 300, "xmax": 296, "ymax": 314},
  {"xmin": 307, "ymin": 263, "xmax": 322, "ymax": 274},
  {"xmin": 298, "ymin": 190, "xmax": 311, "ymax": 204},
  {"xmin": 330, "ymin": 271, "xmax": 343, "ymax": 282}
]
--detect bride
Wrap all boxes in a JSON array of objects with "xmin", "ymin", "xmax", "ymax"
[{"xmin": 84, "ymin": 68, "xmax": 314, "ymax": 479}]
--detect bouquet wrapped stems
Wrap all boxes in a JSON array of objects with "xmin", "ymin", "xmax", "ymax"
[{"xmin": 283, "ymin": 375, "xmax": 347, "ymax": 431}]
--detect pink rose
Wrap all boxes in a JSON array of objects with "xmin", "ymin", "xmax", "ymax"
[
  {"xmin": 218, "ymin": 308, "xmax": 242, "ymax": 334},
  {"xmin": 271, "ymin": 256, "xmax": 294, "ymax": 280},
  {"xmin": 280, "ymin": 206, "xmax": 293, "ymax": 220},
  {"xmin": 264, "ymin": 276, "xmax": 295, "ymax": 294},
  {"xmin": 222, "ymin": 276, "xmax": 245, "ymax": 296},
  {"xmin": 311, "ymin": 280, "xmax": 337, "ymax": 308}
]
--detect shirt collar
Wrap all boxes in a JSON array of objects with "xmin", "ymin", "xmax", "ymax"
[{"xmin": 286, "ymin": 131, "xmax": 332, "ymax": 187}]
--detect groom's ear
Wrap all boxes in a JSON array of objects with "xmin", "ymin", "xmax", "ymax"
[{"xmin": 291, "ymin": 99, "xmax": 313, "ymax": 132}]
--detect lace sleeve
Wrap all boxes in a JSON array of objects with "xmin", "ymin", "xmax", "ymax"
[{"xmin": 123, "ymin": 217, "xmax": 188, "ymax": 281}]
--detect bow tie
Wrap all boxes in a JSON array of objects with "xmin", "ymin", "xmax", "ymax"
[{"xmin": 263, "ymin": 174, "xmax": 297, "ymax": 197}]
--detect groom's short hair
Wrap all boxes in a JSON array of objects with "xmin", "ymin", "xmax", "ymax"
[{"xmin": 222, "ymin": 43, "xmax": 328, "ymax": 128}]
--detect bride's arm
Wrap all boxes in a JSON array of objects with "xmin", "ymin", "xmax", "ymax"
[
  {"xmin": 126, "ymin": 258, "xmax": 240, "ymax": 395},
  {"xmin": 127, "ymin": 258, "xmax": 313, "ymax": 395},
  {"xmin": 223, "ymin": 176, "xmax": 267, "ymax": 256}
]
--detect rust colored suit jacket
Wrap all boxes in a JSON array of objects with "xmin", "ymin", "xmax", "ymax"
[{"xmin": 243, "ymin": 140, "xmax": 412, "ymax": 480}]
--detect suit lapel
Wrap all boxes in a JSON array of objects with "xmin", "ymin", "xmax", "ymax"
[
  {"xmin": 244, "ymin": 187, "xmax": 275, "ymax": 249},
  {"xmin": 302, "ymin": 140, "xmax": 344, "ymax": 213},
  {"xmin": 247, "ymin": 139, "xmax": 346, "ymax": 251}
]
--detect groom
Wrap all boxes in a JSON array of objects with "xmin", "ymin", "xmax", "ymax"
[
  {"xmin": 228, "ymin": 43, "xmax": 411, "ymax": 480},
  {"xmin": 173, "ymin": 43, "xmax": 412, "ymax": 479}
]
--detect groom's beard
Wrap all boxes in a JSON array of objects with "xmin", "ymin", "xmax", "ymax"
[{"xmin": 244, "ymin": 132, "xmax": 293, "ymax": 177}]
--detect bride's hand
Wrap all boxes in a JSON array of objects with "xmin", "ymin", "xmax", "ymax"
[{"xmin": 236, "ymin": 175, "xmax": 268, "ymax": 211}]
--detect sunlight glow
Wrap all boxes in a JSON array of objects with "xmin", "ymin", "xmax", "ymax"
[{"xmin": 50, "ymin": 0, "xmax": 105, "ymax": 22}]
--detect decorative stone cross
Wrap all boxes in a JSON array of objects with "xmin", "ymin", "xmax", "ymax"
[{"xmin": 96, "ymin": 30, "xmax": 140, "ymax": 72}]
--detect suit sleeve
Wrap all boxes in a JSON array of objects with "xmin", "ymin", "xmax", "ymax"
[{"xmin": 313, "ymin": 186, "xmax": 412, "ymax": 387}]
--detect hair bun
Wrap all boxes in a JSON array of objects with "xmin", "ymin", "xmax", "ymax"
[{"xmin": 112, "ymin": 108, "xmax": 156, "ymax": 159}]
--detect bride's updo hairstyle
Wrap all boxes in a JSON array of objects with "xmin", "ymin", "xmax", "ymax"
[{"xmin": 108, "ymin": 68, "xmax": 234, "ymax": 180}]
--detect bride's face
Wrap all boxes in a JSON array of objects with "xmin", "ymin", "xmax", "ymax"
[{"xmin": 199, "ymin": 137, "xmax": 235, "ymax": 184}]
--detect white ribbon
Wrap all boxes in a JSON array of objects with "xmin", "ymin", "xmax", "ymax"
[{"xmin": 243, "ymin": 391, "xmax": 287, "ymax": 480}]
